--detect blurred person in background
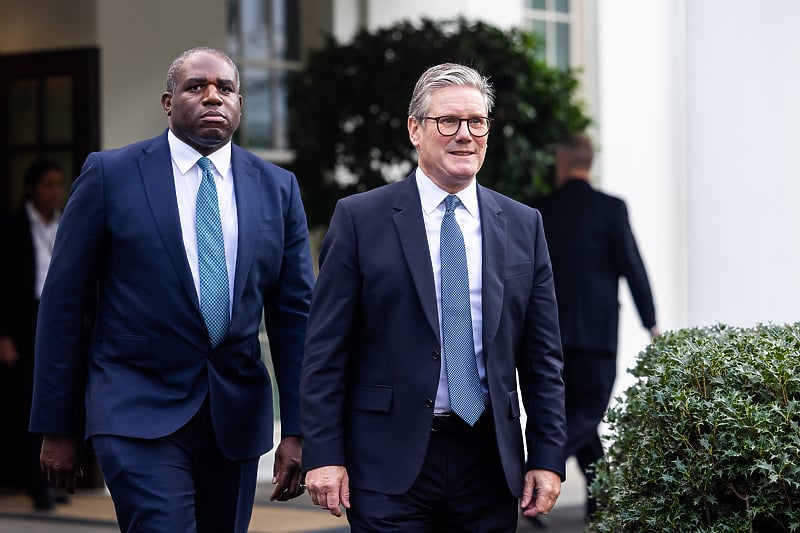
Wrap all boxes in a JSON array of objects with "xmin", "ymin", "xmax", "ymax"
[
  {"xmin": 0, "ymin": 158, "xmax": 68, "ymax": 510},
  {"xmin": 536, "ymin": 132, "xmax": 659, "ymax": 520}
]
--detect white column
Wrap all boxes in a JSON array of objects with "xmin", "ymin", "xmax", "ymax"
[{"xmin": 596, "ymin": 0, "xmax": 688, "ymax": 397}]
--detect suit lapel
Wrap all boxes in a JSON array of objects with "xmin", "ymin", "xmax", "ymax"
[
  {"xmin": 478, "ymin": 186, "xmax": 505, "ymax": 348},
  {"xmin": 138, "ymin": 133, "xmax": 200, "ymax": 310},
  {"xmin": 230, "ymin": 147, "xmax": 259, "ymax": 318},
  {"xmin": 393, "ymin": 177, "xmax": 440, "ymax": 342}
]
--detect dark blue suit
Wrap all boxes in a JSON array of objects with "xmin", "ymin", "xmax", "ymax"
[
  {"xmin": 30, "ymin": 131, "xmax": 314, "ymax": 528},
  {"xmin": 536, "ymin": 178, "xmax": 656, "ymax": 513},
  {"xmin": 536, "ymin": 179, "xmax": 656, "ymax": 356},
  {"xmin": 301, "ymin": 174, "xmax": 565, "ymax": 524}
]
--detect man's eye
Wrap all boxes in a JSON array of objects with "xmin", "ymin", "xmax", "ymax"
[{"xmin": 440, "ymin": 117, "xmax": 458, "ymax": 125}]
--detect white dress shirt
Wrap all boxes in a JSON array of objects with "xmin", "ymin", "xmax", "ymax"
[
  {"xmin": 168, "ymin": 130, "xmax": 238, "ymax": 317},
  {"xmin": 415, "ymin": 168, "xmax": 487, "ymax": 414},
  {"xmin": 26, "ymin": 201, "xmax": 60, "ymax": 299}
]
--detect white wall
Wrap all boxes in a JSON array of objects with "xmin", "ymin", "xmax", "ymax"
[
  {"xmin": 0, "ymin": 0, "xmax": 96, "ymax": 53},
  {"xmin": 332, "ymin": 0, "xmax": 524, "ymax": 45},
  {"xmin": 686, "ymin": 0, "xmax": 800, "ymax": 327},
  {"xmin": 96, "ymin": 1, "xmax": 227, "ymax": 150},
  {"xmin": 593, "ymin": 1, "xmax": 689, "ymax": 397},
  {"xmin": 364, "ymin": 0, "xmax": 522, "ymax": 31},
  {"xmin": 597, "ymin": 0, "xmax": 800, "ymax": 394}
]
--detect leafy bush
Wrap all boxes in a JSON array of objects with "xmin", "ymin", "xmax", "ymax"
[
  {"xmin": 590, "ymin": 324, "xmax": 800, "ymax": 532},
  {"xmin": 287, "ymin": 18, "xmax": 590, "ymax": 228}
]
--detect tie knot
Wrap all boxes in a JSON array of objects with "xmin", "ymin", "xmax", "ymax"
[
  {"xmin": 445, "ymin": 194, "xmax": 461, "ymax": 214},
  {"xmin": 197, "ymin": 156, "xmax": 213, "ymax": 173}
]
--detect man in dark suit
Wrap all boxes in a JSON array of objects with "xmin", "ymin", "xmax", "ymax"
[
  {"xmin": 536, "ymin": 132, "xmax": 659, "ymax": 518},
  {"xmin": 300, "ymin": 63, "xmax": 566, "ymax": 532},
  {"xmin": 29, "ymin": 47, "xmax": 314, "ymax": 532},
  {"xmin": 0, "ymin": 159, "xmax": 67, "ymax": 510}
]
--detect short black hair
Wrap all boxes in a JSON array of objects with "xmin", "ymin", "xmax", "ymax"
[
  {"xmin": 23, "ymin": 158, "xmax": 63, "ymax": 190},
  {"xmin": 166, "ymin": 47, "xmax": 240, "ymax": 93}
]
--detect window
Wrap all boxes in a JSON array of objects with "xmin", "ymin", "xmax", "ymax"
[
  {"xmin": 0, "ymin": 48, "xmax": 99, "ymax": 215},
  {"xmin": 227, "ymin": 0, "xmax": 301, "ymax": 159},
  {"xmin": 524, "ymin": 0, "xmax": 573, "ymax": 71},
  {"xmin": 228, "ymin": 0, "xmax": 331, "ymax": 160}
]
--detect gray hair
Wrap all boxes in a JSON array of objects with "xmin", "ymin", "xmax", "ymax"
[
  {"xmin": 408, "ymin": 63, "xmax": 495, "ymax": 118},
  {"xmin": 165, "ymin": 47, "xmax": 240, "ymax": 93}
]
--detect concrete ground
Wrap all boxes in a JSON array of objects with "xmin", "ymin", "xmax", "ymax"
[{"xmin": 0, "ymin": 459, "xmax": 588, "ymax": 532}]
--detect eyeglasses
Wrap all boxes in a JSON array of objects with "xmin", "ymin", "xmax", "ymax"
[{"xmin": 421, "ymin": 116, "xmax": 493, "ymax": 137}]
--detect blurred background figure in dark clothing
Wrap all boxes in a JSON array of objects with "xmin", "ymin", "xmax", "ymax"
[
  {"xmin": 536, "ymin": 133, "xmax": 659, "ymax": 520},
  {"xmin": 0, "ymin": 159, "xmax": 68, "ymax": 510}
]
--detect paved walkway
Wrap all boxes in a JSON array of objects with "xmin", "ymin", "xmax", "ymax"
[
  {"xmin": 0, "ymin": 494, "xmax": 585, "ymax": 532},
  {"xmin": 0, "ymin": 459, "xmax": 588, "ymax": 532}
]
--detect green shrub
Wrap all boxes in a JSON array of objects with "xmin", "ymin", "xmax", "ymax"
[{"xmin": 590, "ymin": 324, "xmax": 800, "ymax": 532}]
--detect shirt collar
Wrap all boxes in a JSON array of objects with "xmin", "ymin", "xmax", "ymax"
[
  {"xmin": 415, "ymin": 167, "xmax": 479, "ymax": 219},
  {"xmin": 25, "ymin": 201, "xmax": 60, "ymax": 227},
  {"xmin": 168, "ymin": 129, "xmax": 232, "ymax": 178}
]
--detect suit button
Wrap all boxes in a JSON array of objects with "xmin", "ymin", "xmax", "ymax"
[
  {"xmin": 432, "ymin": 350, "xmax": 440, "ymax": 360},
  {"xmin": 425, "ymin": 398, "xmax": 434, "ymax": 408}
]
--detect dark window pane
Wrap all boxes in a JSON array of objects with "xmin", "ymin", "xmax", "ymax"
[
  {"xmin": 239, "ymin": 67, "xmax": 289, "ymax": 149},
  {"xmin": 556, "ymin": 0, "xmax": 570, "ymax": 13},
  {"xmin": 283, "ymin": 1, "xmax": 300, "ymax": 61},
  {"xmin": 45, "ymin": 76, "xmax": 73, "ymax": 143},
  {"xmin": 531, "ymin": 19, "xmax": 547, "ymax": 40},
  {"xmin": 10, "ymin": 79, "xmax": 38, "ymax": 146},
  {"xmin": 556, "ymin": 22, "xmax": 570, "ymax": 70},
  {"xmin": 530, "ymin": 19, "xmax": 547, "ymax": 63},
  {"xmin": 235, "ymin": 0, "xmax": 300, "ymax": 62},
  {"xmin": 227, "ymin": 0, "xmax": 242, "ymax": 56}
]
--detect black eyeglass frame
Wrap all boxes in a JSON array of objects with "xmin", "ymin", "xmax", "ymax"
[{"xmin": 420, "ymin": 116, "xmax": 494, "ymax": 137}]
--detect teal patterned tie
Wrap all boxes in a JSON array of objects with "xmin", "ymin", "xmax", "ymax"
[
  {"xmin": 196, "ymin": 157, "xmax": 229, "ymax": 347},
  {"xmin": 440, "ymin": 194, "xmax": 485, "ymax": 426}
]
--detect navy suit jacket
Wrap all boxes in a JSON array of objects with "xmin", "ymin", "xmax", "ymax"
[
  {"xmin": 30, "ymin": 131, "xmax": 314, "ymax": 460},
  {"xmin": 536, "ymin": 179, "xmax": 656, "ymax": 354},
  {"xmin": 300, "ymin": 174, "xmax": 566, "ymax": 497}
]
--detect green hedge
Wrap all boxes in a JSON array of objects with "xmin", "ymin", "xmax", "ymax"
[{"xmin": 590, "ymin": 324, "xmax": 800, "ymax": 532}]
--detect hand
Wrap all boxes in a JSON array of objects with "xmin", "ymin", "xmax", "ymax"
[
  {"xmin": 650, "ymin": 326, "xmax": 661, "ymax": 339},
  {"xmin": 520, "ymin": 469, "xmax": 561, "ymax": 518},
  {"xmin": 40, "ymin": 434, "xmax": 84, "ymax": 494},
  {"xmin": 269, "ymin": 435, "xmax": 304, "ymax": 501},
  {"xmin": 305, "ymin": 465, "xmax": 350, "ymax": 517},
  {"xmin": 0, "ymin": 337, "xmax": 18, "ymax": 366}
]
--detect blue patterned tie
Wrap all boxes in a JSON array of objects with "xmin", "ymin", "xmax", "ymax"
[
  {"xmin": 440, "ymin": 194, "xmax": 485, "ymax": 426},
  {"xmin": 196, "ymin": 157, "xmax": 230, "ymax": 347}
]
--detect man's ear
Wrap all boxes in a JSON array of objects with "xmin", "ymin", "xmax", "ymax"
[
  {"xmin": 408, "ymin": 116, "xmax": 421, "ymax": 148},
  {"xmin": 161, "ymin": 92, "xmax": 173, "ymax": 116}
]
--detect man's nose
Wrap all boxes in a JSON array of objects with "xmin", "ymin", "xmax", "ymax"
[
  {"xmin": 453, "ymin": 121, "xmax": 472, "ymax": 140},
  {"xmin": 203, "ymin": 86, "xmax": 223, "ymax": 104}
]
